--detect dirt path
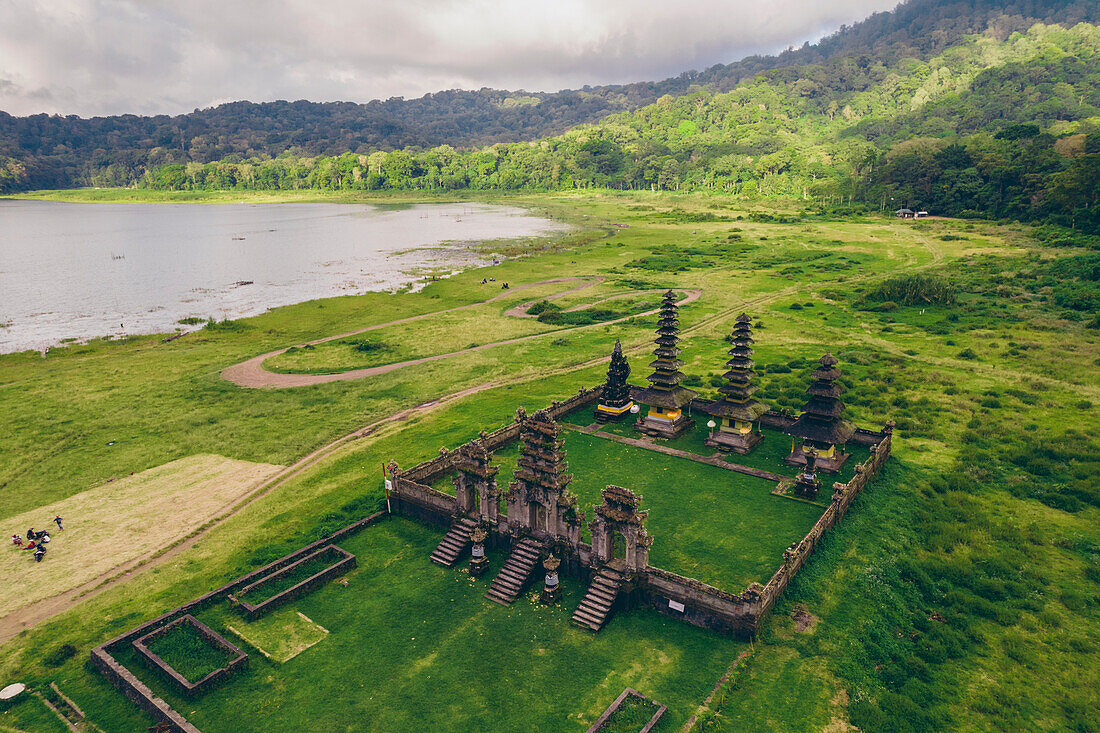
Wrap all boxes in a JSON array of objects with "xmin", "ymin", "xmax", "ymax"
[
  {"xmin": 0, "ymin": 378, "xmax": 524, "ymax": 644},
  {"xmin": 223, "ymin": 280, "xmax": 700, "ymax": 389},
  {"xmin": 503, "ymin": 288, "xmax": 681, "ymax": 319}
]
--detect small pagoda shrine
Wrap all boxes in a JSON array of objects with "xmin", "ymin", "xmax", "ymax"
[
  {"xmin": 594, "ymin": 340, "xmax": 633, "ymax": 423},
  {"xmin": 506, "ymin": 410, "xmax": 584, "ymax": 545},
  {"xmin": 784, "ymin": 353, "xmax": 855, "ymax": 473},
  {"xmin": 635, "ymin": 290, "xmax": 697, "ymax": 439},
  {"xmin": 703, "ymin": 313, "xmax": 767, "ymax": 454},
  {"xmin": 792, "ymin": 449, "xmax": 822, "ymax": 499}
]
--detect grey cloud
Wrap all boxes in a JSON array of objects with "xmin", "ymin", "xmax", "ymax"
[{"xmin": 0, "ymin": 0, "xmax": 899, "ymax": 117}]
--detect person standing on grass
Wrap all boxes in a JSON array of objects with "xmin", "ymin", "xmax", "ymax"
[{"xmin": 54, "ymin": 515, "xmax": 63, "ymax": 531}]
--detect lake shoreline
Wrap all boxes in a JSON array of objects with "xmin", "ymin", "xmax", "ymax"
[{"xmin": 0, "ymin": 198, "xmax": 572, "ymax": 355}]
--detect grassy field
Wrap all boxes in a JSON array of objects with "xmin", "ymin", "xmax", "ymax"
[
  {"xmin": 434, "ymin": 426, "xmax": 821, "ymax": 590},
  {"xmin": 1, "ymin": 454, "xmax": 281, "ymax": 623},
  {"xmin": 224, "ymin": 608, "xmax": 328, "ymax": 663},
  {"xmin": 109, "ymin": 518, "xmax": 741, "ymax": 732},
  {"xmin": 0, "ymin": 693, "xmax": 70, "ymax": 733},
  {"xmin": 0, "ymin": 188, "xmax": 1097, "ymax": 731}
]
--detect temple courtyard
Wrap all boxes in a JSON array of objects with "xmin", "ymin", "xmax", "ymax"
[{"xmin": 431, "ymin": 414, "xmax": 868, "ymax": 591}]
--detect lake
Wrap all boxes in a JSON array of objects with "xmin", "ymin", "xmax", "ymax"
[{"xmin": 0, "ymin": 200, "xmax": 565, "ymax": 353}]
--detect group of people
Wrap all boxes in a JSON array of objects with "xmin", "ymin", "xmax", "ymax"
[
  {"xmin": 478, "ymin": 277, "xmax": 510, "ymax": 289},
  {"xmin": 11, "ymin": 515, "xmax": 62, "ymax": 563}
]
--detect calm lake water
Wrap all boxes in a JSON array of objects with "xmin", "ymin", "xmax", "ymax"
[{"xmin": 0, "ymin": 200, "xmax": 564, "ymax": 353}]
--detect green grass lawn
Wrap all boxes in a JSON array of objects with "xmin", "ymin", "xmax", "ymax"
[
  {"xmin": 144, "ymin": 621, "xmax": 236, "ymax": 683},
  {"xmin": 563, "ymin": 433, "xmax": 820, "ymax": 589},
  {"xmin": 109, "ymin": 518, "xmax": 742, "ymax": 733},
  {"xmin": 0, "ymin": 693, "xmax": 71, "ymax": 733},
  {"xmin": 435, "ymin": 429, "xmax": 821, "ymax": 590}
]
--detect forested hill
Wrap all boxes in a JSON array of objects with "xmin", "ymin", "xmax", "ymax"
[{"xmin": 1, "ymin": 0, "xmax": 1097, "ymax": 191}]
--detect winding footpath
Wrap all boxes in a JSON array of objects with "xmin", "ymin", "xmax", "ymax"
[{"xmin": 222, "ymin": 277, "xmax": 700, "ymax": 388}]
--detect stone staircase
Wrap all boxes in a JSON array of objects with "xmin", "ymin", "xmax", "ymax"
[
  {"xmin": 571, "ymin": 566, "xmax": 624, "ymax": 631},
  {"xmin": 484, "ymin": 537, "xmax": 544, "ymax": 606},
  {"xmin": 430, "ymin": 517, "xmax": 478, "ymax": 567}
]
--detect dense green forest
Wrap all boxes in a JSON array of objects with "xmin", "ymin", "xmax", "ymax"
[
  {"xmin": 116, "ymin": 21, "xmax": 1100, "ymax": 234},
  {"xmin": 1, "ymin": 0, "xmax": 1098, "ymax": 193}
]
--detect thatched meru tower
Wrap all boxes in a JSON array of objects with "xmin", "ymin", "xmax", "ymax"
[
  {"xmin": 634, "ymin": 290, "xmax": 697, "ymax": 439},
  {"xmin": 595, "ymin": 339, "xmax": 633, "ymax": 422},
  {"xmin": 506, "ymin": 410, "xmax": 583, "ymax": 545},
  {"xmin": 784, "ymin": 353, "xmax": 855, "ymax": 474},
  {"xmin": 703, "ymin": 313, "xmax": 767, "ymax": 454}
]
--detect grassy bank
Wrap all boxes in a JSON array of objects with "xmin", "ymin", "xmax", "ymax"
[{"xmin": 0, "ymin": 190, "xmax": 1096, "ymax": 731}]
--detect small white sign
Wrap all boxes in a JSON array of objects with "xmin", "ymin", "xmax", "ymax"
[
  {"xmin": 668, "ymin": 600, "xmax": 685, "ymax": 613},
  {"xmin": 384, "ymin": 479, "xmax": 393, "ymax": 493}
]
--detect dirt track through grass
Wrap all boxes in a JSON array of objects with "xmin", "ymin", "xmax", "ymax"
[
  {"xmin": 0, "ymin": 455, "xmax": 281, "ymax": 629},
  {"xmin": 223, "ymin": 278, "xmax": 700, "ymax": 388}
]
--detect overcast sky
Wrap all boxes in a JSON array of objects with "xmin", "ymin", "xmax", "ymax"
[{"xmin": 0, "ymin": 0, "xmax": 901, "ymax": 118}]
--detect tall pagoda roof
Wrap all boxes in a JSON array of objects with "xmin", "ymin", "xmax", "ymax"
[
  {"xmin": 703, "ymin": 312, "xmax": 767, "ymax": 422},
  {"xmin": 634, "ymin": 385, "xmax": 697, "ymax": 410},
  {"xmin": 786, "ymin": 414, "xmax": 855, "ymax": 445},
  {"xmin": 785, "ymin": 353, "xmax": 853, "ymax": 445}
]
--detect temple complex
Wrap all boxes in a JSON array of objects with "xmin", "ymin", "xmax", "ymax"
[
  {"xmin": 702, "ymin": 313, "xmax": 767, "ymax": 454},
  {"xmin": 784, "ymin": 353, "xmax": 855, "ymax": 473},
  {"xmin": 634, "ymin": 290, "xmax": 697, "ymax": 439},
  {"xmin": 594, "ymin": 339, "xmax": 633, "ymax": 422}
]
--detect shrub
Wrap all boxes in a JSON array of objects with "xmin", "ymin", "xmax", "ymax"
[
  {"xmin": 349, "ymin": 339, "xmax": 390, "ymax": 354},
  {"xmin": 43, "ymin": 643, "xmax": 77, "ymax": 667},
  {"xmin": 525, "ymin": 300, "xmax": 559, "ymax": 316},
  {"xmin": 868, "ymin": 274, "xmax": 957, "ymax": 306},
  {"xmin": 203, "ymin": 317, "xmax": 247, "ymax": 332},
  {"xmin": 956, "ymin": 348, "xmax": 977, "ymax": 359}
]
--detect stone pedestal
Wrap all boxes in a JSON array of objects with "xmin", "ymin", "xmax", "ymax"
[
  {"xmin": 792, "ymin": 449, "xmax": 822, "ymax": 499},
  {"xmin": 635, "ymin": 414, "xmax": 695, "ymax": 440},
  {"xmin": 469, "ymin": 554, "xmax": 489, "ymax": 578},
  {"xmin": 594, "ymin": 402, "xmax": 633, "ymax": 423},
  {"xmin": 540, "ymin": 555, "xmax": 561, "ymax": 604},
  {"xmin": 469, "ymin": 529, "xmax": 489, "ymax": 578},
  {"xmin": 783, "ymin": 445, "xmax": 850, "ymax": 474},
  {"xmin": 705, "ymin": 428, "xmax": 763, "ymax": 455},
  {"xmin": 541, "ymin": 576, "xmax": 561, "ymax": 604}
]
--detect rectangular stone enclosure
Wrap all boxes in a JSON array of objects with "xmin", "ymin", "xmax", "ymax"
[
  {"xmin": 586, "ymin": 687, "xmax": 667, "ymax": 733},
  {"xmin": 133, "ymin": 615, "xmax": 248, "ymax": 699},
  {"xmin": 228, "ymin": 544, "xmax": 356, "ymax": 620}
]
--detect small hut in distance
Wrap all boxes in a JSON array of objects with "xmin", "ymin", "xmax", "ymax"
[
  {"xmin": 784, "ymin": 353, "xmax": 854, "ymax": 473},
  {"xmin": 703, "ymin": 313, "xmax": 767, "ymax": 454}
]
